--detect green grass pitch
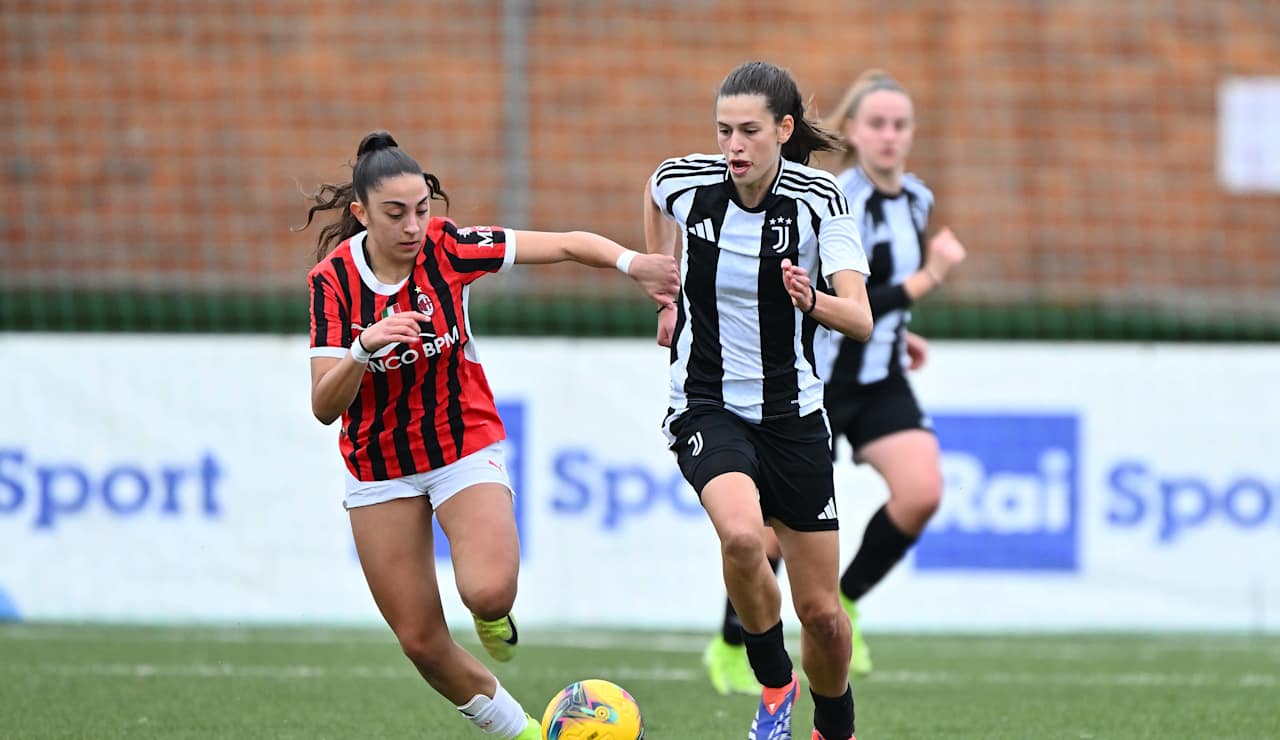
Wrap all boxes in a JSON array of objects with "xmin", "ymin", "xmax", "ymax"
[{"xmin": 2, "ymin": 624, "xmax": 1277, "ymax": 739}]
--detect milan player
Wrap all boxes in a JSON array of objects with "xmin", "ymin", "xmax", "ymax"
[{"xmin": 302, "ymin": 131, "xmax": 678, "ymax": 740}]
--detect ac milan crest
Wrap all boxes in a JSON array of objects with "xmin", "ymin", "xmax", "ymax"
[{"xmin": 416, "ymin": 289, "xmax": 435, "ymax": 318}]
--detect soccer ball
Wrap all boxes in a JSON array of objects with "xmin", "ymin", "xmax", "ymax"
[{"xmin": 541, "ymin": 678, "xmax": 644, "ymax": 740}]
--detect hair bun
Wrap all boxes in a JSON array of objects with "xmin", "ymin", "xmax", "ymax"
[{"xmin": 357, "ymin": 130, "xmax": 399, "ymax": 157}]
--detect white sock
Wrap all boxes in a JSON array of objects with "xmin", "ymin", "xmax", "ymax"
[{"xmin": 456, "ymin": 680, "xmax": 529, "ymax": 738}]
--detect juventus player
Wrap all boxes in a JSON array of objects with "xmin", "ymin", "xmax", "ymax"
[
  {"xmin": 703, "ymin": 70, "xmax": 970, "ymax": 695},
  {"xmin": 644, "ymin": 62, "xmax": 871, "ymax": 740},
  {"xmin": 823, "ymin": 70, "xmax": 968, "ymax": 675},
  {"xmin": 302, "ymin": 131, "xmax": 677, "ymax": 740}
]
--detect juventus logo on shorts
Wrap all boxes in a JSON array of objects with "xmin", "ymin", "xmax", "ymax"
[{"xmin": 687, "ymin": 431, "xmax": 704, "ymax": 457}]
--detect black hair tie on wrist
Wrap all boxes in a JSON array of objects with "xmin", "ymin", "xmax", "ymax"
[{"xmin": 802, "ymin": 284, "xmax": 818, "ymax": 314}]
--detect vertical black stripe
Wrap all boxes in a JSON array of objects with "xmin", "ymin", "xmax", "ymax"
[
  {"xmin": 331, "ymin": 261, "xmax": 364, "ymax": 477},
  {"xmin": 358, "ymin": 282, "xmax": 390, "ymax": 481},
  {"xmin": 760, "ymin": 199, "xmax": 802, "ymax": 418},
  {"xmin": 892, "ymin": 191, "xmax": 927, "ymax": 379},
  {"xmin": 310, "ymin": 274, "xmax": 329, "ymax": 346},
  {"xmin": 802, "ymin": 272, "xmax": 827, "ymax": 375},
  {"xmin": 683, "ymin": 186, "xmax": 730, "ymax": 405},
  {"xmin": 831, "ymin": 182, "xmax": 883, "ymax": 386},
  {"xmin": 418, "ymin": 252, "xmax": 453, "ymax": 467},
  {"xmin": 801, "ymin": 212, "xmax": 826, "ymax": 374},
  {"xmin": 330, "ymin": 258, "xmax": 353, "ymax": 345},
  {"xmin": 669, "ymin": 287, "xmax": 686, "ymax": 367},
  {"xmin": 831, "ymin": 332, "xmax": 866, "ymax": 390},
  {"xmin": 389, "ymin": 292, "xmax": 419, "ymax": 476}
]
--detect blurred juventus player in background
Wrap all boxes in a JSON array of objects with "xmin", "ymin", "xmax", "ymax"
[{"xmin": 822, "ymin": 69, "xmax": 967, "ymax": 677}]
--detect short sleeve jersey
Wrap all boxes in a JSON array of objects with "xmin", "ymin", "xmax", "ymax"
[
  {"xmin": 308, "ymin": 217, "xmax": 516, "ymax": 481},
  {"xmin": 825, "ymin": 167, "xmax": 934, "ymax": 387},
  {"xmin": 650, "ymin": 154, "xmax": 869, "ymax": 426}
]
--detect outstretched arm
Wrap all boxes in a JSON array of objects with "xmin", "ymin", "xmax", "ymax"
[
  {"xmin": 512, "ymin": 229, "xmax": 679, "ymax": 306},
  {"xmin": 643, "ymin": 187, "xmax": 681, "ymax": 346}
]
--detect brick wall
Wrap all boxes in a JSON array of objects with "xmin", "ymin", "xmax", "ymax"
[{"xmin": 3, "ymin": 1, "xmax": 1277, "ymax": 317}]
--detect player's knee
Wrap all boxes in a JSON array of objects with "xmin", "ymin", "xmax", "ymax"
[
  {"xmin": 459, "ymin": 580, "xmax": 517, "ymax": 621},
  {"xmin": 794, "ymin": 599, "xmax": 845, "ymax": 643},
  {"xmin": 896, "ymin": 472, "xmax": 943, "ymax": 528},
  {"xmin": 395, "ymin": 627, "xmax": 452, "ymax": 671},
  {"xmin": 720, "ymin": 528, "xmax": 765, "ymax": 570}
]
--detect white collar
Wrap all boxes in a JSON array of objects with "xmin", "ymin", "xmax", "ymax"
[{"xmin": 350, "ymin": 232, "xmax": 410, "ymax": 296}]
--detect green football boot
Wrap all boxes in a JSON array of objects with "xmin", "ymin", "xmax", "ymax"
[
  {"xmin": 472, "ymin": 612, "xmax": 519, "ymax": 662},
  {"xmin": 702, "ymin": 635, "xmax": 761, "ymax": 696},
  {"xmin": 841, "ymin": 593, "xmax": 872, "ymax": 677}
]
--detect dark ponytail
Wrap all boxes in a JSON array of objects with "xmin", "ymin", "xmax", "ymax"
[
  {"xmin": 717, "ymin": 61, "xmax": 842, "ymax": 165},
  {"xmin": 297, "ymin": 130, "xmax": 450, "ymax": 262}
]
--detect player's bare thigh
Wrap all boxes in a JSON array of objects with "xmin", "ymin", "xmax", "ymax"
[
  {"xmin": 858, "ymin": 429, "xmax": 943, "ymax": 534},
  {"xmin": 349, "ymin": 496, "xmax": 447, "ymax": 632},
  {"xmin": 435, "ymin": 482, "xmax": 520, "ymax": 619}
]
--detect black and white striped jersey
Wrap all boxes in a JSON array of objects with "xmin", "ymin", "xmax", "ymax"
[
  {"xmin": 650, "ymin": 154, "xmax": 869, "ymax": 428},
  {"xmin": 822, "ymin": 167, "xmax": 934, "ymax": 387}
]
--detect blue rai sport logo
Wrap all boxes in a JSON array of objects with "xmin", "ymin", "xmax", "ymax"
[
  {"xmin": 915, "ymin": 414, "xmax": 1079, "ymax": 572},
  {"xmin": 433, "ymin": 401, "xmax": 527, "ymax": 560}
]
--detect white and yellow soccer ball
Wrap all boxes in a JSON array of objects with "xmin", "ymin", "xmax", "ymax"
[{"xmin": 541, "ymin": 678, "xmax": 644, "ymax": 740}]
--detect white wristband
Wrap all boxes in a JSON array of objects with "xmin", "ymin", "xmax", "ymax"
[
  {"xmin": 615, "ymin": 249, "xmax": 639, "ymax": 275},
  {"xmin": 350, "ymin": 333, "xmax": 373, "ymax": 364}
]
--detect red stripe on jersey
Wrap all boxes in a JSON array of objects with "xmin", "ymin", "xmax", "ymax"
[{"xmin": 306, "ymin": 218, "xmax": 511, "ymax": 481}]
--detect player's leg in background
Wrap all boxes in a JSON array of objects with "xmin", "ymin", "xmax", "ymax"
[
  {"xmin": 705, "ymin": 528, "xmax": 781, "ymax": 695},
  {"xmin": 841, "ymin": 429, "xmax": 942, "ymax": 599},
  {"xmin": 775, "ymin": 523, "xmax": 856, "ymax": 740},
  {"xmin": 838, "ymin": 428, "xmax": 942, "ymax": 677},
  {"xmin": 350, "ymin": 496, "xmax": 536, "ymax": 739}
]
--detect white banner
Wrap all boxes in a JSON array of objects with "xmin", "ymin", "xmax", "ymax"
[{"xmin": 1, "ymin": 336, "xmax": 1277, "ymax": 631}]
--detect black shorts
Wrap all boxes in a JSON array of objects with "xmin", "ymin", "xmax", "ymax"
[
  {"xmin": 667, "ymin": 405, "xmax": 837, "ymax": 532},
  {"xmin": 825, "ymin": 374, "xmax": 933, "ymax": 461}
]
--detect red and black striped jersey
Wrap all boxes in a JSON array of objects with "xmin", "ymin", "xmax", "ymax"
[{"xmin": 308, "ymin": 217, "xmax": 515, "ymax": 481}]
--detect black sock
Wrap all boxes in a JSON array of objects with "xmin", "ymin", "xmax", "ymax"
[
  {"xmin": 722, "ymin": 557, "xmax": 781, "ymax": 646},
  {"xmin": 741, "ymin": 620, "xmax": 792, "ymax": 688},
  {"xmin": 840, "ymin": 504, "xmax": 917, "ymax": 602},
  {"xmin": 811, "ymin": 685, "xmax": 855, "ymax": 740}
]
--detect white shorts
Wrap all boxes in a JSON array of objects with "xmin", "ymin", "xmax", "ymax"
[{"xmin": 343, "ymin": 441, "xmax": 512, "ymax": 510}]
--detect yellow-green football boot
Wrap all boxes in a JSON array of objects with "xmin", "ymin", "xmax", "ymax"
[
  {"xmin": 841, "ymin": 593, "xmax": 872, "ymax": 677},
  {"xmin": 472, "ymin": 612, "xmax": 519, "ymax": 662},
  {"xmin": 702, "ymin": 635, "xmax": 761, "ymax": 696}
]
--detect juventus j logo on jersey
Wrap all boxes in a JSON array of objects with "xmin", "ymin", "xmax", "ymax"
[
  {"xmin": 687, "ymin": 431, "xmax": 704, "ymax": 457},
  {"xmin": 768, "ymin": 216, "xmax": 793, "ymax": 253}
]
